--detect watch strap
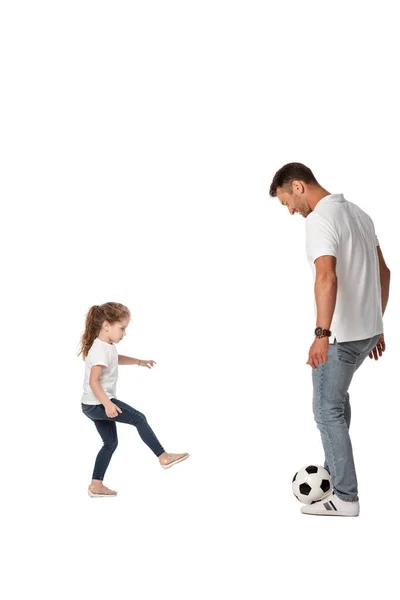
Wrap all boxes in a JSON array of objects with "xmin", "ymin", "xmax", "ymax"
[{"xmin": 315, "ymin": 327, "xmax": 332, "ymax": 338}]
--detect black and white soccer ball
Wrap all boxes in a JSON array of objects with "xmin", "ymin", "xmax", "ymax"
[{"xmin": 292, "ymin": 465, "xmax": 331, "ymax": 504}]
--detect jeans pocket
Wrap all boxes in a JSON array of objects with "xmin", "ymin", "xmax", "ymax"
[
  {"xmin": 336, "ymin": 341, "xmax": 362, "ymax": 365},
  {"xmin": 337, "ymin": 336, "xmax": 379, "ymax": 365},
  {"xmin": 82, "ymin": 403, "xmax": 97, "ymax": 414}
]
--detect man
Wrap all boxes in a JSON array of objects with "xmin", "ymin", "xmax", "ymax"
[{"xmin": 269, "ymin": 163, "xmax": 390, "ymax": 517}]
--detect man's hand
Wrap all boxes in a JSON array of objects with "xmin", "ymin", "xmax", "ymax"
[
  {"xmin": 306, "ymin": 337, "xmax": 329, "ymax": 369},
  {"xmin": 369, "ymin": 333, "xmax": 385, "ymax": 361},
  {"xmin": 105, "ymin": 402, "xmax": 123, "ymax": 418}
]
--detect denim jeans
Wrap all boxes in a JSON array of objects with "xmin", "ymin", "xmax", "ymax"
[
  {"xmin": 312, "ymin": 334, "xmax": 381, "ymax": 502},
  {"xmin": 82, "ymin": 398, "xmax": 165, "ymax": 480}
]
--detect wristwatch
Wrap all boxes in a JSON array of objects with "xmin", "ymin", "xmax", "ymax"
[{"xmin": 315, "ymin": 327, "xmax": 332, "ymax": 338}]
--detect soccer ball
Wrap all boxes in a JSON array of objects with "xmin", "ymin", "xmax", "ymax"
[{"xmin": 292, "ymin": 465, "xmax": 331, "ymax": 504}]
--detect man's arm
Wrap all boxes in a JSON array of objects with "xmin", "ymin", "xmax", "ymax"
[
  {"xmin": 377, "ymin": 246, "xmax": 390, "ymax": 315},
  {"xmin": 118, "ymin": 355, "xmax": 141, "ymax": 366},
  {"xmin": 314, "ymin": 255, "xmax": 338, "ymax": 329}
]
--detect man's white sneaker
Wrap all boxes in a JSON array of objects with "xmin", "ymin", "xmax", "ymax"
[{"xmin": 301, "ymin": 492, "xmax": 359, "ymax": 517}]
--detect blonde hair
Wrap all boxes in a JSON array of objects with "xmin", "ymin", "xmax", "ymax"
[{"xmin": 78, "ymin": 302, "xmax": 131, "ymax": 360}]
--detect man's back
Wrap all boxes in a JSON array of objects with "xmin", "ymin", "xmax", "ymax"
[{"xmin": 305, "ymin": 194, "xmax": 383, "ymax": 342}]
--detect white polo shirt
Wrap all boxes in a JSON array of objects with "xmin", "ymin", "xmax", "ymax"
[
  {"xmin": 81, "ymin": 338, "xmax": 119, "ymax": 405},
  {"xmin": 305, "ymin": 194, "xmax": 383, "ymax": 343}
]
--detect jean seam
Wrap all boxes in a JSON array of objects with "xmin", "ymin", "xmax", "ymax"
[
  {"xmin": 93, "ymin": 424, "xmax": 118, "ymax": 480},
  {"xmin": 94, "ymin": 446, "xmax": 115, "ymax": 480},
  {"xmin": 103, "ymin": 427, "xmax": 118, "ymax": 475},
  {"xmin": 317, "ymin": 364, "xmax": 337, "ymax": 486},
  {"xmin": 106, "ymin": 426, "xmax": 118, "ymax": 472}
]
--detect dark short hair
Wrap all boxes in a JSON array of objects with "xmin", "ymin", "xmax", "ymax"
[{"xmin": 269, "ymin": 163, "xmax": 319, "ymax": 197}]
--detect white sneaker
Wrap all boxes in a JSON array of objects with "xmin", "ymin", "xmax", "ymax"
[{"xmin": 301, "ymin": 492, "xmax": 359, "ymax": 517}]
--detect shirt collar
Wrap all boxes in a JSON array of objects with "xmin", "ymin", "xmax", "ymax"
[{"xmin": 313, "ymin": 193, "xmax": 345, "ymax": 212}]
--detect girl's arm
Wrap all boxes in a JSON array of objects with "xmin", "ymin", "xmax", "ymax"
[
  {"xmin": 118, "ymin": 355, "xmax": 142, "ymax": 366},
  {"xmin": 89, "ymin": 365, "xmax": 114, "ymax": 406}
]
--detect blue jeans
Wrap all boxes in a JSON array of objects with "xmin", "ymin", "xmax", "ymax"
[
  {"xmin": 82, "ymin": 399, "xmax": 165, "ymax": 480},
  {"xmin": 312, "ymin": 334, "xmax": 381, "ymax": 502}
]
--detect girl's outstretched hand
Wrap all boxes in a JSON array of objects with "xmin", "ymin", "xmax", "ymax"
[
  {"xmin": 105, "ymin": 402, "xmax": 123, "ymax": 418},
  {"xmin": 139, "ymin": 360, "xmax": 156, "ymax": 369}
]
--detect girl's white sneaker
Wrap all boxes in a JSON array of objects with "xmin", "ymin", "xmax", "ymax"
[{"xmin": 301, "ymin": 492, "xmax": 359, "ymax": 517}]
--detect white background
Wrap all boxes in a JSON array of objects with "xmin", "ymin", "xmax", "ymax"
[{"xmin": 1, "ymin": 1, "xmax": 398, "ymax": 598}]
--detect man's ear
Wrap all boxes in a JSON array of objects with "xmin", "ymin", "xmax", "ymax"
[{"xmin": 292, "ymin": 180, "xmax": 305, "ymax": 194}]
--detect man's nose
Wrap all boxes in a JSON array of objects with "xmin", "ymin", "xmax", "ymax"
[{"xmin": 288, "ymin": 207, "xmax": 295, "ymax": 215}]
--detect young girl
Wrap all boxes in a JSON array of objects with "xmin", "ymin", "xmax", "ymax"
[{"xmin": 79, "ymin": 302, "xmax": 189, "ymax": 498}]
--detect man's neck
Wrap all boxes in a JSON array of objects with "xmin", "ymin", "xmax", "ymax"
[{"xmin": 308, "ymin": 187, "xmax": 331, "ymax": 211}]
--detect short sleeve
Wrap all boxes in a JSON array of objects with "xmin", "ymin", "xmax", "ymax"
[
  {"xmin": 305, "ymin": 213, "xmax": 339, "ymax": 264},
  {"xmin": 367, "ymin": 214, "xmax": 379, "ymax": 246},
  {"xmin": 89, "ymin": 343, "xmax": 109, "ymax": 368}
]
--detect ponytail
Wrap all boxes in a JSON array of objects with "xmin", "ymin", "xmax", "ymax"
[{"xmin": 78, "ymin": 305, "xmax": 102, "ymax": 360}]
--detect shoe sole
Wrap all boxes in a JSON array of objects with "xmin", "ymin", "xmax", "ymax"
[
  {"xmin": 301, "ymin": 511, "xmax": 359, "ymax": 517},
  {"xmin": 88, "ymin": 490, "xmax": 118, "ymax": 498}
]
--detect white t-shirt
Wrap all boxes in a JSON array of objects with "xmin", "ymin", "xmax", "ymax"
[
  {"xmin": 81, "ymin": 338, "xmax": 119, "ymax": 405},
  {"xmin": 305, "ymin": 193, "xmax": 383, "ymax": 343}
]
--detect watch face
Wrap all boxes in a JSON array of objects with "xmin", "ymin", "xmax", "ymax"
[{"xmin": 315, "ymin": 327, "xmax": 323, "ymax": 337}]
